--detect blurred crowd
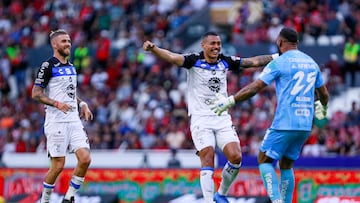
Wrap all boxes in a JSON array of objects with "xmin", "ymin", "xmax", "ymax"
[
  {"xmin": 0, "ymin": 0, "xmax": 359, "ymax": 158},
  {"xmin": 231, "ymin": 0, "xmax": 360, "ymax": 45}
]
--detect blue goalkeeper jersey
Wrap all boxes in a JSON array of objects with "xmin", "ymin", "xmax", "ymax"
[{"xmin": 258, "ymin": 50, "xmax": 325, "ymax": 131}]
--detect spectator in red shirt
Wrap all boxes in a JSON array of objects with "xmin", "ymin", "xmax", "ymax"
[{"xmin": 95, "ymin": 30, "xmax": 111, "ymax": 69}]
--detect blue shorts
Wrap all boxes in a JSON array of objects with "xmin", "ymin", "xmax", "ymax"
[{"xmin": 260, "ymin": 129, "xmax": 310, "ymax": 160}]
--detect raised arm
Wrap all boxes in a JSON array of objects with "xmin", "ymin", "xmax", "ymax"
[
  {"xmin": 241, "ymin": 54, "xmax": 278, "ymax": 68},
  {"xmin": 143, "ymin": 41, "xmax": 185, "ymax": 66}
]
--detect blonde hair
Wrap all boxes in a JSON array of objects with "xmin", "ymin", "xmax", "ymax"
[{"xmin": 49, "ymin": 29, "xmax": 68, "ymax": 41}]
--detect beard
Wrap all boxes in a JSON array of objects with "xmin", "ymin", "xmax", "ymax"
[{"xmin": 58, "ymin": 48, "xmax": 70, "ymax": 58}]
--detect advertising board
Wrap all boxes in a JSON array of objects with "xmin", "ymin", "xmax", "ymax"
[{"xmin": 0, "ymin": 168, "xmax": 359, "ymax": 203}]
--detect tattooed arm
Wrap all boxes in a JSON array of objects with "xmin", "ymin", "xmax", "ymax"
[
  {"xmin": 32, "ymin": 85, "xmax": 57, "ymax": 106},
  {"xmin": 241, "ymin": 54, "xmax": 277, "ymax": 68},
  {"xmin": 32, "ymin": 85, "xmax": 72, "ymax": 113},
  {"xmin": 233, "ymin": 79, "xmax": 267, "ymax": 102},
  {"xmin": 211, "ymin": 79, "xmax": 268, "ymax": 115}
]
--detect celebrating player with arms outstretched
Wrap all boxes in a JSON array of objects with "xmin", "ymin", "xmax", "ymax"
[{"xmin": 143, "ymin": 31, "xmax": 277, "ymax": 203}]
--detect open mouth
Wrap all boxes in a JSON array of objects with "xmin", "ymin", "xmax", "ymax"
[{"xmin": 211, "ymin": 49, "xmax": 219, "ymax": 55}]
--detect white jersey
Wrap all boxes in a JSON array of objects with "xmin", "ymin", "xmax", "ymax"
[
  {"xmin": 182, "ymin": 52, "xmax": 243, "ymax": 116},
  {"xmin": 34, "ymin": 57, "xmax": 80, "ymax": 123}
]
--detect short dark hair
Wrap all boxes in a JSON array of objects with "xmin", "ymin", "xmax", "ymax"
[
  {"xmin": 49, "ymin": 29, "xmax": 68, "ymax": 41},
  {"xmin": 279, "ymin": 27, "xmax": 298, "ymax": 43},
  {"xmin": 202, "ymin": 31, "xmax": 219, "ymax": 39}
]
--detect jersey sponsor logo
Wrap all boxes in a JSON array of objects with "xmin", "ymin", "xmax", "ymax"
[
  {"xmin": 35, "ymin": 62, "xmax": 49, "ymax": 84},
  {"xmin": 288, "ymin": 57, "xmax": 313, "ymax": 63},
  {"xmin": 295, "ymin": 108, "xmax": 310, "ymax": 116},
  {"xmin": 195, "ymin": 60, "xmax": 228, "ymax": 71},
  {"xmin": 34, "ymin": 78, "xmax": 44, "ymax": 84},
  {"xmin": 296, "ymin": 96, "xmax": 311, "ymax": 102},
  {"xmin": 52, "ymin": 66, "xmax": 76, "ymax": 77},
  {"xmin": 291, "ymin": 103, "xmax": 312, "ymax": 108},
  {"xmin": 66, "ymin": 83, "xmax": 76, "ymax": 99},
  {"xmin": 208, "ymin": 77, "xmax": 221, "ymax": 92}
]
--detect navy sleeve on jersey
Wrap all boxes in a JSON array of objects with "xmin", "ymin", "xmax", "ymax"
[
  {"xmin": 34, "ymin": 61, "xmax": 53, "ymax": 88},
  {"xmin": 182, "ymin": 53, "xmax": 200, "ymax": 69},
  {"xmin": 222, "ymin": 55, "xmax": 242, "ymax": 72}
]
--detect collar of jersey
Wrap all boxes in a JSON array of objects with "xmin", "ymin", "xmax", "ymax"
[{"xmin": 194, "ymin": 59, "xmax": 228, "ymax": 71}]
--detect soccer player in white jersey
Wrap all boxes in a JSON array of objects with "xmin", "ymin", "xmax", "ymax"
[
  {"xmin": 143, "ymin": 31, "xmax": 277, "ymax": 203},
  {"xmin": 32, "ymin": 29, "xmax": 93, "ymax": 203},
  {"xmin": 211, "ymin": 28, "xmax": 330, "ymax": 203}
]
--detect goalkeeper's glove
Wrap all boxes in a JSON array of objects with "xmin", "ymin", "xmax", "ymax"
[
  {"xmin": 210, "ymin": 93, "xmax": 235, "ymax": 116},
  {"xmin": 314, "ymin": 100, "xmax": 327, "ymax": 120}
]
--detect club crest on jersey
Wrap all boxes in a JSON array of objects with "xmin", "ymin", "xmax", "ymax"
[{"xmin": 208, "ymin": 77, "xmax": 221, "ymax": 92}]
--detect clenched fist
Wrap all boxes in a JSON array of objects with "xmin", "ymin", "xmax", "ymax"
[{"xmin": 143, "ymin": 40, "xmax": 155, "ymax": 51}]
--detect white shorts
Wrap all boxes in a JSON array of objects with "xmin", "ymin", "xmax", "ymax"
[
  {"xmin": 44, "ymin": 121, "xmax": 90, "ymax": 157},
  {"xmin": 190, "ymin": 114, "xmax": 239, "ymax": 151}
]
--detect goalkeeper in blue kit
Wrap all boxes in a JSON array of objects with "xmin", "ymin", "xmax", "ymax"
[{"xmin": 211, "ymin": 27, "xmax": 329, "ymax": 203}]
